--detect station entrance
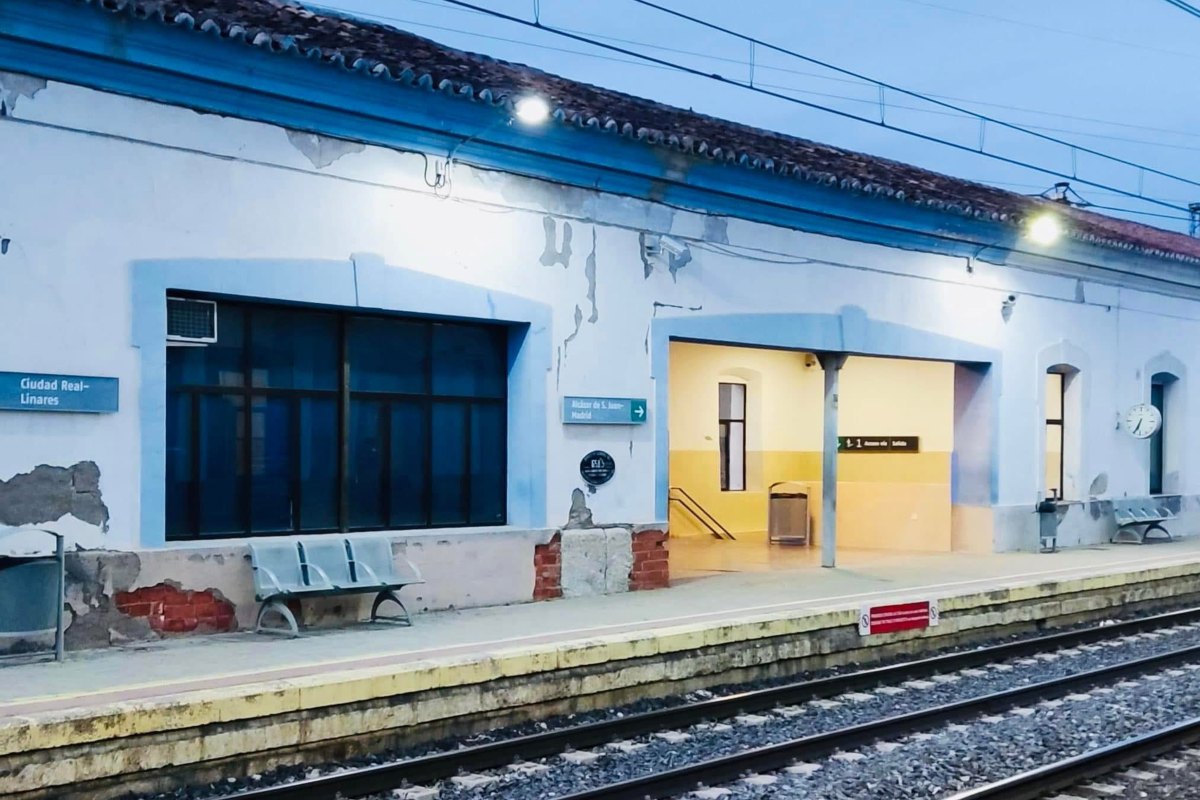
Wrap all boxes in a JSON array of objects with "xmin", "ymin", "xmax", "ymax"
[{"xmin": 667, "ymin": 341, "xmax": 969, "ymax": 579}]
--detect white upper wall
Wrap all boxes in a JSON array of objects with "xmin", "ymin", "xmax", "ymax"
[{"xmin": 1, "ymin": 74, "xmax": 1197, "ymax": 551}]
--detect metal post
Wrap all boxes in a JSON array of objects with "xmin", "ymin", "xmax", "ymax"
[
  {"xmin": 1190, "ymin": 203, "xmax": 1200, "ymax": 238},
  {"xmin": 54, "ymin": 531, "xmax": 64, "ymax": 662},
  {"xmin": 817, "ymin": 353, "xmax": 847, "ymax": 568}
]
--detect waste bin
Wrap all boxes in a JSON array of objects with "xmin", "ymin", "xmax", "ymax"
[
  {"xmin": 768, "ymin": 482, "xmax": 810, "ymax": 546},
  {"xmin": 1036, "ymin": 498, "xmax": 1060, "ymax": 554},
  {"xmin": 0, "ymin": 528, "xmax": 65, "ymax": 662}
]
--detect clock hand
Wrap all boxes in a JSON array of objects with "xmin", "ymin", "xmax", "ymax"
[{"xmin": 1134, "ymin": 419, "xmax": 1143, "ymax": 435}]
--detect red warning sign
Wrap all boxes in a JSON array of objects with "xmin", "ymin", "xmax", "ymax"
[{"xmin": 858, "ymin": 600, "xmax": 939, "ymax": 636}]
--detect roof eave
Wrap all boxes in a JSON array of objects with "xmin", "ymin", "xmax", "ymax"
[{"xmin": 3, "ymin": 0, "xmax": 1199, "ymax": 293}]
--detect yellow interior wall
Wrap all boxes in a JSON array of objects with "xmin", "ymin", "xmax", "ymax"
[{"xmin": 668, "ymin": 343, "xmax": 955, "ymax": 552}]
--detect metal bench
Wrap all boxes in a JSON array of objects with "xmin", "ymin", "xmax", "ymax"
[
  {"xmin": 1110, "ymin": 498, "xmax": 1175, "ymax": 545},
  {"xmin": 249, "ymin": 537, "xmax": 424, "ymax": 637}
]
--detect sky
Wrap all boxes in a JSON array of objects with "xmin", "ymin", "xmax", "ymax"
[{"xmin": 307, "ymin": 0, "xmax": 1200, "ymax": 233}]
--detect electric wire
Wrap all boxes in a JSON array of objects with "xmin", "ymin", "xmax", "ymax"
[
  {"xmin": 325, "ymin": 2, "xmax": 1200, "ymax": 144},
  {"xmin": 430, "ymin": 0, "xmax": 1196, "ymax": 215},
  {"xmin": 897, "ymin": 0, "xmax": 1200, "ymax": 62},
  {"xmin": 1161, "ymin": 0, "xmax": 1200, "ymax": 19},
  {"xmin": 629, "ymin": 0, "xmax": 1200, "ymax": 195}
]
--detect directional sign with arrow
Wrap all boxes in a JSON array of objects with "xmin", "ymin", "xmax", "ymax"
[{"xmin": 562, "ymin": 396, "xmax": 649, "ymax": 425}]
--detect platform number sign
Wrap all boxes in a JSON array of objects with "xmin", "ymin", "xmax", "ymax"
[{"xmin": 580, "ymin": 450, "xmax": 616, "ymax": 486}]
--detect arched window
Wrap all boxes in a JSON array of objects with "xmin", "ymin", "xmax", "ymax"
[
  {"xmin": 1045, "ymin": 364, "xmax": 1082, "ymax": 500},
  {"xmin": 1150, "ymin": 371, "xmax": 1180, "ymax": 495}
]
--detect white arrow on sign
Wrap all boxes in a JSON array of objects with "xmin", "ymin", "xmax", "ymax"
[{"xmin": 634, "ymin": 405, "xmax": 645, "ymax": 418}]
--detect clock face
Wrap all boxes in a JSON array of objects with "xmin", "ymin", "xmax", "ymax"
[{"xmin": 1124, "ymin": 403, "xmax": 1162, "ymax": 439}]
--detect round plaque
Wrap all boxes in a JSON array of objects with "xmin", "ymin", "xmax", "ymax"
[{"xmin": 580, "ymin": 450, "xmax": 616, "ymax": 486}]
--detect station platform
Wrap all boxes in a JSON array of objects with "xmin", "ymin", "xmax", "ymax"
[{"xmin": 7, "ymin": 539, "xmax": 1200, "ymax": 798}]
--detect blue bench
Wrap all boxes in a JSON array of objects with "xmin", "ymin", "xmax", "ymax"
[
  {"xmin": 1111, "ymin": 498, "xmax": 1175, "ymax": 545},
  {"xmin": 249, "ymin": 537, "xmax": 424, "ymax": 637}
]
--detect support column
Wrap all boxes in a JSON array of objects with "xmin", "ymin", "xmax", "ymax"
[{"xmin": 817, "ymin": 353, "xmax": 848, "ymax": 568}]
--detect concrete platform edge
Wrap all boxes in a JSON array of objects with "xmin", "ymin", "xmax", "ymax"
[{"xmin": 4, "ymin": 555, "xmax": 1200, "ymax": 795}]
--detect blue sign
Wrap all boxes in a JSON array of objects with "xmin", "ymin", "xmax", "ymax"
[
  {"xmin": 562, "ymin": 396, "xmax": 647, "ymax": 425},
  {"xmin": 0, "ymin": 371, "xmax": 119, "ymax": 414}
]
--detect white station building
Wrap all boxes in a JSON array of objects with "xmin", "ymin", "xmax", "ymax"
[{"xmin": 2, "ymin": 0, "xmax": 1200, "ymax": 648}]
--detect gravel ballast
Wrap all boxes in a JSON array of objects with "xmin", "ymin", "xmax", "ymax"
[
  {"xmin": 133, "ymin": 615, "xmax": 1200, "ymax": 800},
  {"xmin": 373, "ymin": 624, "xmax": 1200, "ymax": 800}
]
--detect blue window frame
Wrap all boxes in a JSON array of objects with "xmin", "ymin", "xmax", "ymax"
[{"xmin": 166, "ymin": 299, "xmax": 507, "ymax": 539}]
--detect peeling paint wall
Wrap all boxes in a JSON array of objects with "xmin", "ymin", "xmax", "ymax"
[
  {"xmin": 0, "ymin": 71, "xmax": 47, "ymax": 116},
  {"xmin": 0, "ymin": 462, "xmax": 109, "ymax": 530},
  {"xmin": 284, "ymin": 129, "xmax": 365, "ymax": 169},
  {"xmin": 2, "ymin": 67, "xmax": 1200, "ymax": 615}
]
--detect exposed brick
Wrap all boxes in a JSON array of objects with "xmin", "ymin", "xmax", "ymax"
[
  {"xmin": 629, "ymin": 529, "xmax": 670, "ymax": 591},
  {"xmin": 116, "ymin": 602, "xmax": 152, "ymax": 618},
  {"xmin": 116, "ymin": 583, "xmax": 237, "ymax": 635},
  {"xmin": 533, "ymin": 533, "xmax": 564, "ymax": 600}
]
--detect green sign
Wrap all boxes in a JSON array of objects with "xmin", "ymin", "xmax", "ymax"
[{"xmin": 562, "ymin": 396, "xmax": 648, "ymax": 425}]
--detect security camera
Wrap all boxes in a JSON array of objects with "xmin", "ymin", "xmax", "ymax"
[{"xmin": 1006, "ymin": 294, "xmax": 1017, "ymax": 303}]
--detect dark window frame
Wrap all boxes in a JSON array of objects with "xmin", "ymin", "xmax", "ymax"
[
  {"xmin": 718, "ymin": 382, "xmax": 746, "ymax": 492},
  {"xmin": 166, "ymin": 298, "xmax": 508, "ymax": 541},
  {"xmin": 1150, "ymin": 381, "xmax": 1166, "ymax": 496}
]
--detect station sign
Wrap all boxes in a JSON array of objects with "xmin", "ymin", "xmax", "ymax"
[
  {"xmin": 858, "ymin": 600, "xmax": 939, "ymax": 636},
  {"xmin": 0, "ymin": 371, "xmax": 119, "ymax": 414},
  {"xmin": 838, "ymin": 436, "xmax": 919, "ymax": 453},
  {"xmin": 562, "ymin": 396, "xmax": 647, "ymax": 425}
]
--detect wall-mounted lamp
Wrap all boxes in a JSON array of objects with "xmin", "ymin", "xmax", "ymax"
[
  {"xmin": 1026, "ymin": 213, "xmax": 1063, "ymax": 246},
  {"xmin": 426, "ymin": 93, "xmax": 552, "ymax": 195},
  {"xmin": 514, "ymin": 95, "xmax": 551, "ymax": 126}
]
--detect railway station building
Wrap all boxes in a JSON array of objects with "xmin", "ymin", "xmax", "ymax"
[{"xmin": 3, "ymin": 0, "xmax": 1200, "ymax": 650}]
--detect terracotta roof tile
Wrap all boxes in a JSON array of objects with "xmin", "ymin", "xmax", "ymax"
[{"xmin": 81, "ymin": 0, "xmax": 1200, "ymax": 264}]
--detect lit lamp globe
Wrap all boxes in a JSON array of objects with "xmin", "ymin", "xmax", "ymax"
[
  {"xmin": 514, "ymin": 95, "xmax": 551, "ymax": 126},
  {"xmin": 1027, "ymin": 214, "xmax": 1062, "ymax": 246}
]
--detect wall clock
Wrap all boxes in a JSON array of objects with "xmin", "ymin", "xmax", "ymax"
[{"xmin": 1123, "ymin": 403, "xmax": 1162, "ymax": 439}]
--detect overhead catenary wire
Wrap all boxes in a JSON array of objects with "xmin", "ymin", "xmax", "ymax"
[
  {"xmin": 629, "ymin": 0, "xmax": 1200, "ymax": 198},
  {"xmin": 330, "ymin": 1, "xmax": 1200, "ymax": 144},
  {"xmin": 1161, "ymin": 0, "xmax": 1200, "ymax": 19},
  {"xmin": 432, "ymin": 0, "xmax": 1197, "ymax": 215}
]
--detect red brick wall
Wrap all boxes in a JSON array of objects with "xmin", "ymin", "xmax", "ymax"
[
  {"xmin": 630, "ymin": 529, "xmax": 669, "ymax": 590},
  {"xmin": 533, "ymin": 533, "xmax": 562, "ymax": 600},
  {"xmin": 114, "ymin": 583, "xmax": 236, "ymax": 634}
]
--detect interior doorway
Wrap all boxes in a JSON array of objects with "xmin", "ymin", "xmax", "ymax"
[{"xmin": 667, "ymin": 341, "xmax": 960, "ymax": 578}]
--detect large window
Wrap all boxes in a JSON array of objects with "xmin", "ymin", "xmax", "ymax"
[
  {"xmin": 166, "ymin": 300, "xmax": 507, "ymax": 540},
  {"xmin": 718, "ymin": 382, "xmax": 746, "ymax": 492}
]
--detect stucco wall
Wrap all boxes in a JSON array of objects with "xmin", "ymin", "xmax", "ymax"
[{"xmin": 1, "ymin": 74, "xmax": 1198, "ymax": 577}]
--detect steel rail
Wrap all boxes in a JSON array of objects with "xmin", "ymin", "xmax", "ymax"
[
  {"xmin": 557, "ymin": 643, "xmax": 1200, "ymax": 800},
  {"xmin": 943, "ymin": 716, "xmax": 1200, "ymax": 799},
  {"xmin": 224, "ymin": 606, "xmax": 1200, "ymax": 800}
]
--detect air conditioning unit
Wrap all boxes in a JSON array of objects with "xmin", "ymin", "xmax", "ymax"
[{"xmin": 166, "ymin": 297, "xmax": 218, "ymax": 345}]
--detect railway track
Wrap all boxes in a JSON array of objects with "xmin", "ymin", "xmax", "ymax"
[
  {"xmin": 217, "ymin": 606, "xmax": 1200, "ymax": 800},
  {"xmin": 944, "ymin": 717, "xmax": 1200, "ymax": 799},
  {"xmin": 554, "ymin": 644, "xmax": 1200, "ymax": 800}
]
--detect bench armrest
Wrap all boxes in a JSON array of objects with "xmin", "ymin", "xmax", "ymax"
[
  {"xmin": 254, "ymin": 565, "xmax": 286, "ymax": 595},
  {"xmin": 306, "ymin": 562, "xmax": 335, "ymax": 588},
  {"xmin": 356, "ymin": 561, "xmax": 384, "ymax": 585}
]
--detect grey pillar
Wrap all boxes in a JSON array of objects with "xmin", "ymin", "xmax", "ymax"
[{"xmin": 817, "ymin": 353, "xmax": 847, "ymax": 568}]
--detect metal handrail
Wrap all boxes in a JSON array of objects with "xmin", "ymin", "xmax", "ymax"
[{"xmin": 668, "ymin": 487, "xmax": 735, "ymax": 540}]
